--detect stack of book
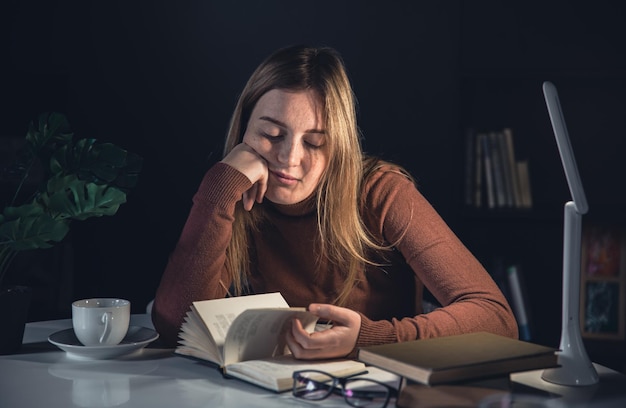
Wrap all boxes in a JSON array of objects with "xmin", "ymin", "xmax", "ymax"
[
  {"xmin": 464, "ymin": 128, "xmax": 533, "ymax": 210},
  {"xmin": 357, "ymin": 332, "xmax": 557, "ymax": 387},
  {"xmin": 357, "ymin": 332, "xmax": 558, "ymax": 407}
]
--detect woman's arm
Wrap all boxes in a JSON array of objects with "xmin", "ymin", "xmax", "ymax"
[
  {"xmin": 285, "ymin": 168, "xmax": 517, "ymax": 359},
  {"xmin": 356, "ymin": 168, "xmax": 518, "ymax": 347},
  {"xmin": 152, "ymin": 163, "xmax": 252, "ymax": 346}
]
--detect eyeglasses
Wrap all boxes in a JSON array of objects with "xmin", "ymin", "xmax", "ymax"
[{"xmin": 292, "ymin": 369, "xmax": 397, "ymax": 408}]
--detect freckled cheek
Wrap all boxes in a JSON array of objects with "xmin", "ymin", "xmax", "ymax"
[
  {"xmin": 305, "ymin": 154, "xmax": 327, "ymax": 182},
  {"xmin": 243, "ymin": 133, "xmax": 272, "ymax": 154},
  {"xmin": 242, "ymin": 132, "xmax": 258, "ymax": 145}
]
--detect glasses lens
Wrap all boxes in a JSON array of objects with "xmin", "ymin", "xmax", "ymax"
[
  {"xmin": 293, "ymin": 371, "xmax": 336, "ymax": 401},
  {"xmin": 343, "ymin": 379, "xmax": 390, "ymax": 408}
]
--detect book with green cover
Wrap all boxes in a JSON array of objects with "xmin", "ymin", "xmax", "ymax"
[{"xmin": 357, "ymin": 332, "xmax": 558, "ymax": 385}]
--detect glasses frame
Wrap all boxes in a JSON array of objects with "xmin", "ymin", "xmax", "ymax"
[{"xmin": 292, "ymin": 369, "xmax": 398, "ymax": 408}]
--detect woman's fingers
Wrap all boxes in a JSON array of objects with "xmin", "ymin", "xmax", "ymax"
[
  {"xmin": 286, "ymin": 304, "xmax": 361, "ymax": 360},
  {"xmin": 254, "ymin": 174, "xmax": 267, "ymax": 205},
  {"xmin": 243, "ymin": 184, "xmax": 258, "ymax": 211},
  {"xmin": 221, "ymin": 143, "xmax": 269, "ymax": 210}
]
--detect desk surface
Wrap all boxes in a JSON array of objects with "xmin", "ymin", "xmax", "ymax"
[
  {"xmin": 1, "ymin": 315, "xmax": 625, "ymax": 408},
  {"xmin": 1, "ymin": 315, "xmax": 398, "ymax": 408}
]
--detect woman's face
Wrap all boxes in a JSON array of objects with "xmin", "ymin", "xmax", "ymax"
[{"xmin": 243, "ymin": 89, "xmax": 328, "ymax": 205}]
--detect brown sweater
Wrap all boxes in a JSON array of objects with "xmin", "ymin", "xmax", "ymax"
[{"xmin": 152, "ymin": 162, "xmax": 518, "ymax": 347}]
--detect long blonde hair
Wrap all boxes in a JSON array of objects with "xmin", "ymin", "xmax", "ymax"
[{"xmin": 223, "ymin": 45, "xmax": 394, "ymax": 305}]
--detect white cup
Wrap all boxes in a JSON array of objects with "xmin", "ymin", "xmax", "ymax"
[{"xmin": 72, "ymin": 298, "xmax": 130, "ymax": 346}]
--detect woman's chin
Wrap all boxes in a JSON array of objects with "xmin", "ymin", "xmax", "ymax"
[
  {"xmin": 265, "ymin": 192, "xmax": 300, "ymax": 206},
  {"xmin": 266, "ymin": 196, "xmax": 295, "ymax": 205}
]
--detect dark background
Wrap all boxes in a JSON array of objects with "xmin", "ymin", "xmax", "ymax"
[{"xmin": 3, "ymin": 1, "xmax": 625, "ymax": 371}]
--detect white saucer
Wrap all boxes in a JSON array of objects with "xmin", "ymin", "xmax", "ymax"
[{"xmin": 48, "ymin": 326, "xmax": 159, "ymax": 359}]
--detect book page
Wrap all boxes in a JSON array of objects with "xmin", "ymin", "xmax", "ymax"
[
  {"xmin": 191, "ymin": 292, "xmax": 290, "ymax": 351},
  {"xmin": 223, "ymin": 308, "xmax": 318, "ymax": 366},
  {"xmin": 224, "ymin": 355, "xmax": 367, "ymax": 392},
  {"xmin": 176, "ymin": 311, "xmax": 222, "ymax": 364}
]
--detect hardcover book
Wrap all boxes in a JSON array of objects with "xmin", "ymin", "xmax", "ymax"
[{"xmin": 357, "ymin": 332, "xmax": 557, "ymax": 385}]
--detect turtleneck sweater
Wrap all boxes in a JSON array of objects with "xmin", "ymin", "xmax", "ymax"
[{"xmin": 153, "ymin": 162, "xmax": 518, "ymax": 348}]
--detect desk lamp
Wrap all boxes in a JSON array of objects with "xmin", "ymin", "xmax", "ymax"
[{"xmin": 540, "ymin": 81, "xmax": 599, "ymax": 386}]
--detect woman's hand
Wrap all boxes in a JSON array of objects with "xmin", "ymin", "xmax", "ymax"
[
  {"xmin": 221, "ymin": 143, "xmax": 269, "ymax": 211},
  {"xmin": 286, "ymin": 303, "xmax": 361, "ymax": 360}
]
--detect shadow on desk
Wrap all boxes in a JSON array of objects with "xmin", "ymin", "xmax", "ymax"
[
  {"xmin": 397, "ymin": 367, "xmax": 626, "ymax": 408},
  {"xmin": 396, "ymin": 376, "xmax": 541, "ymax": 408},
  {"xmin": 16, "ymin": 339, "xmax": 167, "ymax": 355},
  {"xmin": 11, "ymin": 342, "xmax": 175, "ymax": 363}
]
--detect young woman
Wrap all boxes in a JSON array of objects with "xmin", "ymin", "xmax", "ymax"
[{"xmin": 152, "ymin": 45, "xmax": 518, "ymax": 358}]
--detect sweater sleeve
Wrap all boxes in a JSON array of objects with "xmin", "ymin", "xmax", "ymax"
[
  {"xmin": 356, "ymin": 169, "xmax": 518, "ymax": 347},
  {"xmin": 152, "ymin": 162, "xmax": 252, "ymax": 346}
]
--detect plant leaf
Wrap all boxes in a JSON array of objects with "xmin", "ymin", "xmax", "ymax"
[
  {"xmin": 41, "ymin": 175, "xmax": 127, "ymax": 221},
  {"xmin": 0, "ymin": 112, "xmax": 143, "ymax": 273},
  {"xmin": 0, "ymin": 205, "xmax": 70, "ymax": 250},
  {"xmin": 25, "ymin": 112, "xmax": 74, "ymax": 160},
  {"xmin": 50, "ymin": 140, "xmax": 143, "ymax": 192},
  {"xmin": 0, "ymin": 202, "xmax": 45, "ymax": 221}
]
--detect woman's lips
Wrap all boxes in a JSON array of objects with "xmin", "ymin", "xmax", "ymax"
[{"xmin": 271, "ymin": 170, "xmax": 299, "ymax": 185}]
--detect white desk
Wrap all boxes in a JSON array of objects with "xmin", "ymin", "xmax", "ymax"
[
  {"xmin": 1, "ymin": 315, "xmax": 331, "ymax": 408},
  {"xmin": 1, "ymin": 315, "xmax": 625, "ymax": 408}
]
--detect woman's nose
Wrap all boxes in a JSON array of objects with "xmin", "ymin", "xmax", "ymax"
[{"xmin": 276, "ymin": 138, "xmax": 302, "ymax": 165}]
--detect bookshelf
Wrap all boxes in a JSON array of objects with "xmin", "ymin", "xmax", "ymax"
[
  {"xmin": 456, "ymin": 2, "xmax": 626, "ymax": 373},
  {"xmin": 457, "ymin": 79, "xmax": 626, "ymax": 373},
  {"xmin": 580, "ymin": 223, "xmax": 626, "ymax": 340}
]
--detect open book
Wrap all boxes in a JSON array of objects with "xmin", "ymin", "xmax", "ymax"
[{"xmin": 176, "ymin": 292, "xmax": 367, "ymax": 392}]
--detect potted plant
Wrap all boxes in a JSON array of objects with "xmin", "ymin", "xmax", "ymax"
[{"xmin": 0, "ymin": 112, "xmax": 142, "ymax": 353}]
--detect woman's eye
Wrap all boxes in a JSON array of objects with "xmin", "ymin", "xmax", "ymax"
[
  {"xmin": 261, "ymin": 131, "xmax": 282, "ymax": 141},
  {"xmin": 304, "ymin": 141, "xmax": 323, "ymax": 149}
]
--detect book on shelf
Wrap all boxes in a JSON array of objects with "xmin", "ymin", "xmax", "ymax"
[
  {"xmin": 516, "ymin": 160, "xmax": 533, "ymax": 209},
  {"xmin": 488, "ymin": 132, "xmax": 507, "ymax": 207},
  {"xmin": 496, "ymin": 129, "xmax": 518, "ymax": 207},
  {"xmin": 176, "ymin": 292, "xmax": 366, "ymax": 392},
  {"xmin": 490, "ymin": 259, "xmax": 533, "ymax": 341},
  {"xmin": 464, "ymin": 127, "xmax": 532, "ymax": 210},
  {"xmin": 479, "ymin": 132, "xmax": 496, "ymax": 209},
  {"xmin": 506, "ymin": 265, "xmax": 532, "ymax": 341},
  {"xmin": 502, "ymin": 128, "xmax": 523, "ymax": 208},
  {"xmin": 357, "ymin": 332, "xmax": 557, "ymax": 386}
]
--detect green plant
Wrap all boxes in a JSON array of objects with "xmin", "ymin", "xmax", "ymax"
[{"xmin": 0, "ymin": 112, "xmax": 142, "ymax": 286}]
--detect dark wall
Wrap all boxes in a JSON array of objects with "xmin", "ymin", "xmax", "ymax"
[
  {"xmin": 3, "ymin": 0, "xmax": 625, "ymax": 350},
  {"xmin": 2, "ymin": 1, "xmax": 462, "ymax": 316},
  {"xmin": 459, "ymin": 1, "xmax": 626, "ymax": 214}
]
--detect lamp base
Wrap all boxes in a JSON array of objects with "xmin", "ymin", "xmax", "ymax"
[{"xmin": 542, "ymin": 352, "xmax": 599, "ymax": 386}]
